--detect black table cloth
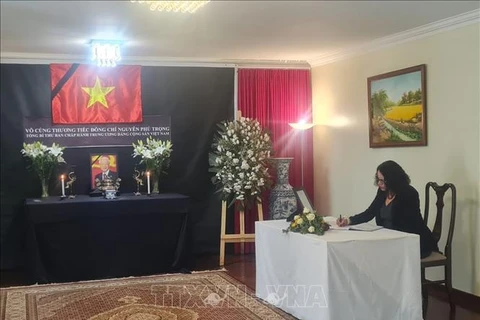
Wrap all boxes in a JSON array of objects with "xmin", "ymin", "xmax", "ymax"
[{"xmin": 24, "ymin": 193, "xmax": 190, "ymax": 284}]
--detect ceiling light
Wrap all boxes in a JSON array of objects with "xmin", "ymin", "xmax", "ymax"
[
  {"xmin": 131, "ymin": 1, "xmax": 210, "ymax": 13},
  {"xmin": 91, "ymin": 40, "xmax": 122, "ymax": 67}
]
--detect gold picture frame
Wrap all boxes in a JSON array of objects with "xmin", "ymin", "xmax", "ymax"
[
  {"xmin": 367, "ymin": 64, "xmax": 427, "ymax": 148},
  {"xmin": 90, "ymin": 154, "xmax": 119, "ymax": 190}
]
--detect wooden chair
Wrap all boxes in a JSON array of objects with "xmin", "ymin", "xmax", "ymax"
[{"xmin": 421, "ymin": 182, "xmax": 457, "ymax": 318}]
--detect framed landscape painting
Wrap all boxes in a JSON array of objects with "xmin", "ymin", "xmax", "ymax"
[{"xmin": 367, "ymin": 64, "xmax": 427, "ymax": 148}]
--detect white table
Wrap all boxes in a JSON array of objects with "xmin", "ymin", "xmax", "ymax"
[{"xmin": 255, "ymin": 219, "xmax": 423, "ymax": 320}]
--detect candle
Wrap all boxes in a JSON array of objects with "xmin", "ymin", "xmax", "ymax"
[
  {"xmin": 61, "ymin": 175, "xmax": 65, "ymax": 197},
  {"xmin": 146, "ymin": 171, "xmax": 151, "ymax": 195}
]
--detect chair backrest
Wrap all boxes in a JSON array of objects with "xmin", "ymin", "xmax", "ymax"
[{"xmin": 423, "ymin": 182, "xmax": 457, "ymax": 257}]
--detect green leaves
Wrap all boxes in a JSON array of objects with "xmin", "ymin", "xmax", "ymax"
[
  {"xmin": 20, "ymin": 141, "xmax": 66, "ymax": 182},
  {"xmin": 209, "ymin": 117, "xmax": 274, "ymax": 210},
  {"xmin": 283, "ymin": 209, "xmax": 331, "ymax": 236},
  {"xmin": 132, "ymin": 137, "xmax": 173, "ymax": 179}
]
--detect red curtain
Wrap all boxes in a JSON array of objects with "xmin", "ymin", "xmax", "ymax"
[{"xmin": 235, "ymin": 69, "xmax": 313, "ymax": 253}]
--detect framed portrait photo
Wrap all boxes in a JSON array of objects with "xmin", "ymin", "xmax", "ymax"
[
  {"xmin": 90, "ymin": 154, "xmax": 119, "ymax": 190},
  {"xmin": 294, "ymin": 188, "xmax": 314, "ymax": 213},
  {"xmin": 367, "ymin": 64, "xmax": 427, "ymax": 148}
]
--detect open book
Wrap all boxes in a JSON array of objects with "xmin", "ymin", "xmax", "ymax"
[{"xmin": 330, "ymin": 223, "xmax": 384, "ymax": 232}]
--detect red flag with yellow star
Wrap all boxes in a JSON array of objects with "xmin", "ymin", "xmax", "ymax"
[{"xmin": 51, "ymin": 64, "xmax": 142, "ymax": 124}]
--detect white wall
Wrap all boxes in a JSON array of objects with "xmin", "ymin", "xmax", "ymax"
[{"xmin": 312, "ymin": 24, "xmax": 480, "ymax": 295}]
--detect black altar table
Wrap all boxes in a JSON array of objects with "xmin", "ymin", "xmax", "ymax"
[{"xmin": 24, "ymin": 193, "xmax": 190, "ymax": 283}]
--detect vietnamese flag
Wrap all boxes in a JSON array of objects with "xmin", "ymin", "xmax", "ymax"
[{"xmin": 51, "ymin": 64, "xmax": 142, "ymax": 124}]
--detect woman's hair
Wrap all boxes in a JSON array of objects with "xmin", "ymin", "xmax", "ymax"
[{"xmin": 375, "ymin": 160, "xmax": 411, "ymax": 193}]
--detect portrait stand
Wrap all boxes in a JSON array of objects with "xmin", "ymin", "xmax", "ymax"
[
  {"xmin": 294, "ymin": 188, "xmax": 314, "ymax": 213},
  {"xmin": 219, "ymin": 200, "xmax": 264, "ymax": 266}
]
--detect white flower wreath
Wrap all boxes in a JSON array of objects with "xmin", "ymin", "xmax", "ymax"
[{"xmin": 209, "ymin": 117, "xmax": 274, "ymax": 210}]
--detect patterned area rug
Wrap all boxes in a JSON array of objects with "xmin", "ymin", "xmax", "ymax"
[{"xmin": 0, "ymin": 270, "xmax": 295, "ymax": 320}]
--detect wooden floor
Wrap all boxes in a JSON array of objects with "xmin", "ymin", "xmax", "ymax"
[
  {"xmin": 2, "ymin": 254, "xmax": 479, "ymax": 320},
  {"xmin": 199, "ymin": 254, "xmax": 480, "ymax": 320}
]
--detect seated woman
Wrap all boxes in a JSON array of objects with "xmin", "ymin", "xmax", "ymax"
[{"xmin": 336, "ymin": 160, "xmax": 437, "ymax": 258}]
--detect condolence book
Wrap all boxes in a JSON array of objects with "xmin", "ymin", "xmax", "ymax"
[{"xmin": 330, "ymin": 223, "xmax": 384, "ymax": 232}]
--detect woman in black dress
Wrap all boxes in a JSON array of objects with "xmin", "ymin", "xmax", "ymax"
[{"xmin": 336, "ymin": 160, "xmax": 437, "ymax": 258}]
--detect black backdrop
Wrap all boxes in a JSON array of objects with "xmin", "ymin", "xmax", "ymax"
[{"xmin": 0, "ymin": 64, "xmax": 235, "ymax": 270}]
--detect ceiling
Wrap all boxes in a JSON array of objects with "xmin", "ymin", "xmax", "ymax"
[{"xmin": 1, "ymin": 1, "xmax": 479, "ymax": 66}]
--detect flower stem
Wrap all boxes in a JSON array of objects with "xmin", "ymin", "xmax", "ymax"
[{"xmin": 41, "ymin": 179, "xmax": 49, "ymax": 198}]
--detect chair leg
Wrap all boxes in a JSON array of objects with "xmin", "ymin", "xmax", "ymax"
[
  {"xmin": 445, "ymin": 261, "xmax": 455, "ymax": 312},
  {"xmin": 448, "ymin": 307, "xmax": 456, "ymax": 320},
  {"xmin": 421, "ymin": 268, "xmax": 428, "ymax": 319}
]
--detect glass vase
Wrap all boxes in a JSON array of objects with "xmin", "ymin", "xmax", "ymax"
[
  {"xmin": 146, "ymin": 165, "xmax": 161, "ymax": 194},
  {"xmin": 41, "ymin": 179, "xmax": 49, "ymax": 198},
  {"xmin": 153, "ymin": 179, "xmax": 159, "ymax": 194}
]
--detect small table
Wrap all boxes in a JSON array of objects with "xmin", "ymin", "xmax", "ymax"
[
  {"xmin": 24, "ymin": 193, "xmax": 190, "ymax": 284},
  {"xmin": 255, "ymin": 220, "xmax": 423, "ymax": 320}
]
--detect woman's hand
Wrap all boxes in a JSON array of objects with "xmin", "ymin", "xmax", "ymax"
[{"xmin": 336, "ymin": 216, "xmax": 350, "ymax": 227}]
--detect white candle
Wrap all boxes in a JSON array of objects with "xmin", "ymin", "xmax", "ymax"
[
  {"xmin": 61, "ymin": 175, "xmax": 65, "ymax": 197},
  {"xmin": 146, "ymin": 171, "xmax": 151, "ymax": 195}
]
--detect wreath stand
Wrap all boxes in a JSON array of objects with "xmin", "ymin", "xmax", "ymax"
[
  {"xmin": 219, "ymin": 200, "xmax": 264, "ymax": 266},
  {"xmin": 218, "ymin": 110, "xmax": 265, "ymax": 266}
]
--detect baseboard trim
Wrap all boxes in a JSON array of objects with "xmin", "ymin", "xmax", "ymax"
[{"xmin": 427, "ymin": 284, "xmax": 480, "ymax": 313}]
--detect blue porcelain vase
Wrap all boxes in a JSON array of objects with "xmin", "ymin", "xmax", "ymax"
[{"xmin": 269, "ymin": 157, "xmax": 297, "ymax": 220}]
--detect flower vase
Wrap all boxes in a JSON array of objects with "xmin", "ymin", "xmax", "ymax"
[
  {"xmin": 153, "ymin": 179, "xmax": 160, "ymax": 194},
  {"xmin": 268, "ymin": 157, "xmax": 297, "ymax": 220},
  {"xmin": 40, "ymin": 179, "xmax": 49, "ymax": 198}
]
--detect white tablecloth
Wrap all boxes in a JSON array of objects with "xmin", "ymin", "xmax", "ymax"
[{"xmin": 255, "ymin": 219, "xmax": 423, "ymax": 320}]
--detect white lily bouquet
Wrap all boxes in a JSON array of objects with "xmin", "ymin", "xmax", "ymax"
[
  {"xmin": 132, "ymin": 137, "xmax": 173, "ymax": 193},
  {"xmin": 209, "ymin": 117, "xmax": 274, "ymax": 210},
  {"xmin": 21, "ymin": 141, "xmax": 66, "ymax": 197}
]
